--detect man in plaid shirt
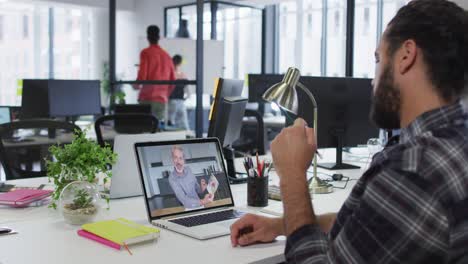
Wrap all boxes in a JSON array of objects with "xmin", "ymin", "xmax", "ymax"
[{"xmin": 230, "ymin": 0, "xmax": 468, "ymax": 263}]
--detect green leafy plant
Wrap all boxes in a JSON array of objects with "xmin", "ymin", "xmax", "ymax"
[
  {"xmin": 68, "ymin": 189, "xmax": 93, "ymax": 210},
  {"xmin": 47, "ymin": 129, "xmax": 117, "ymax": 209}
]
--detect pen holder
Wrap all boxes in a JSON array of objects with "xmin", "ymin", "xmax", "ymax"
[{"xmin": 247, "ymin": 176, "xmax": 269, "ymax": 207}]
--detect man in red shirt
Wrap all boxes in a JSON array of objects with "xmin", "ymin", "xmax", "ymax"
[{"xmin": 134, "ymin": 25, "xmax": 175, "ymax": 123}]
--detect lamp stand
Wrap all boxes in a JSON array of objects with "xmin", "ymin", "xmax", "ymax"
[{"xmin": 297, "ymin": 83, "xmax": 333, "ymax": 194}]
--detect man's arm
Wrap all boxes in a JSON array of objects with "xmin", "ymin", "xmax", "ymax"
[
  {"xmin": 284, "ymin": 167, "xmax": 448, "ymax": 263},
  {"xmin": 134, "ymin": 50, "xmax": 148, "ymax": 90},
  {"xmin": 169, "ymin": 178, "xmax": 201, "ymax": 208}
]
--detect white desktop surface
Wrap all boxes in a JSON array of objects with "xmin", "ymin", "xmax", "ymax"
[{"xmin": 0, "ymin": 148, "xmax": 370, "ymax": 264}]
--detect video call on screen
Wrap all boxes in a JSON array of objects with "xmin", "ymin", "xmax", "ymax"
[{"xmin": 137, "ymin": 142, "xmax": 232, "ymax": 216}]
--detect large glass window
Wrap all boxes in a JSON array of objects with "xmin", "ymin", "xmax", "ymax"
[
  {"xmin": 217, "ymin": 4, "xmax": 262, "ymax": 79},
  {"xmin": 0, "ymin": 2, "xmax": 100, "ymax": 106},
  {"xmin": 164, "ymin": 2, "xmax": 262, "ymax": 80},
  {"xmin": 353, "ymin": 0, "xmax": 408, "ymax": 78},
  {"xmin": 353, "ymin": 0, "xmax": 378, "ymax": 78},
  {"xmin": 54, "ymin": 7, "xmax": 94, "ymax": 79},
  {"xmin": 278, "ymin": 0, "xmax": 346, "ymax": 77},
  {"xmin": 326, "ymin": 0, "xmax": 346, "ymax": 77},
  {"xmin": 0, "ymin": 2, "xmax": 49, "ymax": 106}
]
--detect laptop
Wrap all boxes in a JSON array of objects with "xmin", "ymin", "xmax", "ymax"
[
  {"xmin": 110, "ymin": 132, "xmax": 186, "ymax": 199},
  {"xmin": 135, "ymin": 138, "xmax": 246, "ymax": 240}
]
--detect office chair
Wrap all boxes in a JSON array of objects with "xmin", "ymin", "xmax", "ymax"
[
  {"xmin": 232, "ymin": 109, "xmax": 266, "ymax": 155},
  {"xmin": 0, "ymin": 119, "xmax": 81, "ymax": 180},
  {"xmin": 94, "ymin": 113, "xmax": 159, "ymax": 148}
]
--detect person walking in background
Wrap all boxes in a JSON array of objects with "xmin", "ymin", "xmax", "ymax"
[
  {"xmin": 134, "ymin": 25, "xmax": 175, "ymax": 123},
  {"xmin": 168, "ymin": 54, "xmax": 190, "ymax": 130}
]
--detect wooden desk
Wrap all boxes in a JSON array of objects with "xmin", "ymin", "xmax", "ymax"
[{"xmin": 0, "ymin": 150, "xmax": 368, "ymax": 264}]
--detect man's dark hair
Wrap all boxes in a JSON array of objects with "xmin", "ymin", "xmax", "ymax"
[
  {"xmin": 385, "ymin": 0, "xmax": 468, "ymax": 100},
  {"xmin": 173, "ymin": 54, "xmax": 183, "ymax": 66},
  {"xmin": 147, "ymin": 25, "xmax": 160, "ymax": 44}
]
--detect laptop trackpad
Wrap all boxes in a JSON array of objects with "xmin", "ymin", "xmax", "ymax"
[{"xmin": 216, "ymin": 219, "xmax": 236, "ymax": 228}]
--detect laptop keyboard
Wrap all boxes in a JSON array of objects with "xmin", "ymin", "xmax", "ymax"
[{"xmin": 169, "ymin": 209, "xmax": 245, "ymax": 227}]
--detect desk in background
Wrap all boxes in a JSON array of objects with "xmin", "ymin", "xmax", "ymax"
[{"xmin": 0, "ymin": 149, "xmax": 369, "ymax": 264}]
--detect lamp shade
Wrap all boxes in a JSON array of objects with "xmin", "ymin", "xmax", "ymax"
[{"xmin": 262, "ymin": 67, "xmax": 301, "ymax": 114}]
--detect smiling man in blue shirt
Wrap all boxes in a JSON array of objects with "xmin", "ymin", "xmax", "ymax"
[
  {"xmin": 230, "ymin": 0, "xmax": 468, "ymax": 263},
  {"xmin": 169, "ymin": 145, "xmax": 213, "ymax": 209}
]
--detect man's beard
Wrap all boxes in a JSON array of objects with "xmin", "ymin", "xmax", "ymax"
[{"xmin": 369, "ymin": 64, "xmax": 401, "ymax": 129}]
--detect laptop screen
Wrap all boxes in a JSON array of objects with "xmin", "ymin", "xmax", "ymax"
[{"xmin": 135, "ymin": 139, "xmax": 234, "ymax": 219}]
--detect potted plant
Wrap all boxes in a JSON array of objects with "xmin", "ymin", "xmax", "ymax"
[
  {"xmin": 47, "ymin": 130, "xmax": 117, "ymax": 213},
  {"xmin": 59, "ymin": 181, "xmax": 101, "ymax": 225}
]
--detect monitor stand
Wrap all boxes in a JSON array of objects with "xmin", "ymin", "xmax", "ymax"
[
  {"xmin": 317, "ymin": 130, "xmax": 360, "ymax": 170},
  {"xmin": 223, "ymin": 146, "xmax": 247, "ymax": 184}
]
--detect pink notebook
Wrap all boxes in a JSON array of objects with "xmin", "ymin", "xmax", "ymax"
[
  {"xmin": 0, "ymin": 189, "xmax": 52, "ymax": 207},
  {"xmin": 77, "ymin": 230, "xmax": 121, "ymax": 250}
]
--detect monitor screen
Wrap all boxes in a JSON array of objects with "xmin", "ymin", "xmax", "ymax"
[
  {"xmin": 0, "ymin": 107, "xmax": 11, "ymax": 124},
  {"xmin": 21, "ymin": 79, "xmax": 50, "ymax": 119},
  {"xmin": 208, "ymin": 78, "xmax": 244, "ymax": 138},
  {"xmin": 248, "ymin": 74, "xmax": 282, "ymax": 103},
  {"xmin": 136, "ymin": 140, "xmax": 233, "ymax": 219},
  {"xmin": 48, "ymin": 80, "xmax": 101, "ymax": 117},
  {"xmin": 298, "ymin": 76, "xmax": 379, "ymax": 149},
  {"xmin": 210, "ymin": 97, "xmax": 247, "ymax": 147}
]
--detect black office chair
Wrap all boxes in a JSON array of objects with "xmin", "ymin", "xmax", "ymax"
[
  {"xmin": 94, "ymin": 113, "xmax": 159, "ymax": 148},
  {"xmin": 233, "ymin": 109, "xmax": 266, "ymax": 155},
  {"xmin": 0, "ymin": 119, "xmax": 81, "ymax": 180}
]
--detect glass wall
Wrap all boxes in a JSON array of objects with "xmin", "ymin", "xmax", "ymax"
[
  {"xmin": 0, "ymin": 1, "xmax": 102, "ymax": 106},
  {"xmin": 164, "ymin": 2, "xmax": 262, "ymax": 80},
  {"xmin": 353, "ymin": 0, "xmax": 408, "ymax": 78},
  {"xmin": 0, "ymin": 2, "xmax": 49, "ymax": 105},
  {"xmin": 278, "ymin": 0, "xmax": 346, "ymax": 77},
  {"xmin": 278, "ymin": 0, "xmax": 409, "ymax": 78}
]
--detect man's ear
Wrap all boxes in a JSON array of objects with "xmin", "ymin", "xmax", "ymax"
[{"xmin": 397, "ymin": 39, "xmax": 417, "ymax": 74}]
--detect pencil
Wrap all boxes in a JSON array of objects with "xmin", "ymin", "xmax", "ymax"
[{"xmin": 123, "ymin": 243, "xmax": 133, "ymax": 255}]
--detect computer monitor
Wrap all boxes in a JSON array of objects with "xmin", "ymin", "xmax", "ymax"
[
  {"xmin": 48, "ymin": 80, "xmax": 101, "ymax": 117},
  {"xmin": 248, "ymin": 74, "xmax": 282, "ymax": 103},
  {"xmin": 248, "ymin": 74, "xmax": 379, "ymax": 170},
  {"xmin": 21, "ymin": 79, "xmax": 50, "ymax": 119},
  {"xmin": 0, "ymin": 106, "xmax": 11, "ymax": 124},
  {"xmin": 114, "ymin": 104, "xmax": 151, "ymax": 114},
  {"xmin": 208, "ymin": 78, "xmax": 244, "ymax": 137},
  {"xmin": 298, "ymin": 76, "xmax": 379, "ymax": 169},
  {"xmin": 208, "ymin": 78, "xmax": 246, "ymax": 183}
]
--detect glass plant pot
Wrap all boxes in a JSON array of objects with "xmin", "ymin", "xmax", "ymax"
[{"xmin": 59, "ymin": 181, "xmax": 101, "ymax": 225}]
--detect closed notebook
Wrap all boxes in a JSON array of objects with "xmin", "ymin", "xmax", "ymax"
[
  {"xmin": 0, "ymin": 189, "xmax": 52, "ymax": 206},
  {"xmin": 82, "ymin": 218, "xmax": 160, "ymax": 246}
]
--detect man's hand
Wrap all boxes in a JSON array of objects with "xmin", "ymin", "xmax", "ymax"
[
  {"xmin": 200, "ymin": 193, "xmax": 213, "ymax": 205},
  {"xmin": 230, "ymin": 214, "xmax": 283, "ymax": 247},
  {"xmin": 270, "ymin": 118, "xmax": 316, "ymax": 183},
  {"xmin": 200, "ymin": 179, "xmax": 207, "ymax": 192},
  {"xmin": 271, "ymin": 118, "xmax": 317, "ymax": 236}
]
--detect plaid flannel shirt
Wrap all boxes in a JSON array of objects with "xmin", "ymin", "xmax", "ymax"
[{"xmin": 285, "ymin": 102, "xmax": 468, "ymax": 263}]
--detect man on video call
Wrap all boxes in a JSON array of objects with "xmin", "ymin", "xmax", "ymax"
[
  {"xmin": 231, "ymin": 0, "xmax": 468, "ymax": 263},
  {"xmin": 169, "ymin": 145, "xmax": 214, "ymax": 209}
]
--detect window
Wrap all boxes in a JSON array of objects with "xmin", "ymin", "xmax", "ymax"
[
  {"xmin": 353, "ymin": 0, "xmax": 377, "ymax": 78},
  {"xmin": 23, "ymin": 15, "xmax": 28, "ymax": 39},
  {"xmin": 353, "ymin": 0, "xmax": 408, "ymax": 78},
  {"xmin": 0, "ymin": 2, "xmax": 99, "ymax": 106},
  {"xmin": 278, "ymin": 0, "xmax": 346, "ymax": 77},
  {"xmin": 0, "ymin": 15, "xmax": 4, "ymax": 41},
  {"xmin": 326, "ymin": 0, "xmax": 346, "ymax": 77},
  {"xmin": 54, "ymin": 7, "xmax": 98, "ymax": 79},
  {"xmin": 164, "ymin": 2, "xmax": 262, "ymax": 80}
]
